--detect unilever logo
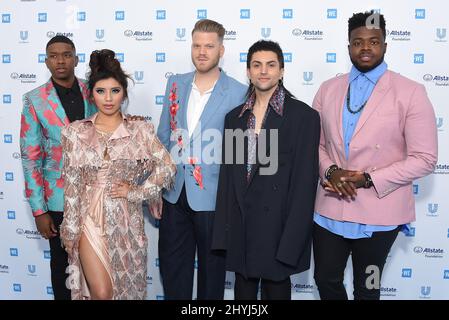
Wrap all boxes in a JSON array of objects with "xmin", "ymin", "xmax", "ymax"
[
  {"xmin": 95, "ymin": 29, "xmax": 105, "ymax": 42},
  {"xmin": 19, "ymin": 31, "xmax": 29, "ymax": 42},
  {"xmin": 420, "ymin": 286, "xmax": 431, "ymax": 299},
  {"xmin": 436, "ymin": 28, "xmax": 447, "ymax": 42},
  {"xmin": 292, "ymin": 28, "xmax": 324, "ymax": 40},
  {"xmin": 426, "ymin": 203, "xmax": 439, "ymax": 217},
  {"xmin": 176, "ymin": 28, "xmax": 186, "ymax": 41},
  {"xmin": 134, "ymin": 71, "xmax": 144, "ymax": 84},
  {"xmin": 261, "ymin": 27, "xmax": 271, "ymax": 39},
  {"xmin": 303, "ymin": 72, "xmax": 314, "ymax": 85},
  {"xmin": 27, "ymin": 264, "xmax": 36, "ymax": 275},
  {"xmin": 386, "ymin": 29, "xmax": 411, "ymax": 41}
]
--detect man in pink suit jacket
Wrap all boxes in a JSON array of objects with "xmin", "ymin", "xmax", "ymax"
[{"xmin": 312, "ymin": 11, "xmax": 437, "ymax": 300}]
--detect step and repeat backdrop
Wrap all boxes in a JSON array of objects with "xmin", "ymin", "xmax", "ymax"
[{"xmin": 0, "ymin": 0, "xmax": 448, "ymax": 299}]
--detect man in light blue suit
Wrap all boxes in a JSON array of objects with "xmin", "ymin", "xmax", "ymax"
[{"xmin": 156, "ymin": 19, "xmax": 247, "ymax": 300}]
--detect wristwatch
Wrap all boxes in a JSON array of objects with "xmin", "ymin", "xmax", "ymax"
[{"xmin": 363, "ymin": 172, "xmax": 374, "ymax": 188}]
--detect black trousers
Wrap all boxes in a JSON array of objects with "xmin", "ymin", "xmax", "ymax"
[
  {"xmin": 158, "ymin": 186, "xmax": 226, "ymax": 300},
  {"xmin": 234, "ymin": 273, "xmax": 291, "ymax": 300},
  {"xmin": 313, "ymin": 222, "xmax": 399, "ymax": 300},
  {"xmin": 48, "ymin": 211, "xmax": 71, "ymax": 300}
]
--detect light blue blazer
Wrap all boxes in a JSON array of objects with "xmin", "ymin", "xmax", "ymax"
[{"xmin": 157, "ymin": 69, "xmax": 247, "ymax": 211}]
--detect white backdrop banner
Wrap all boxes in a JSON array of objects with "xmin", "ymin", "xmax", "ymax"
[{"xmin": 0, "ymin": 0, "xmax": 447, "ymax": 300}]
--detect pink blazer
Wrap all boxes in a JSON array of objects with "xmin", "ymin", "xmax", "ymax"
[{"xmin": 313, "ymin": 70, "xmax": 437, "ymax": 225}]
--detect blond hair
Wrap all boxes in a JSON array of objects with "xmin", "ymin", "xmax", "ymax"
[{"xmin": 191, "ymin": 19, "xmax": 225, "ymax": 42}]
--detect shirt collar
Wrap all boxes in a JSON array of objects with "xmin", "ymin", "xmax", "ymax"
[
  {"xmin": 349, "ymin": 61, "xmax": 388, "ymax": 85},
  {"xmin": 238, "ymin": 85, "xmax": 285, "ymax": 118},
  {"xmin": 52, "ymin": 78, "xmax": 79, "ymax": 94}
]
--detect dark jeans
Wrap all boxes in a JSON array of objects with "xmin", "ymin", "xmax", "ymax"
[
  {"xmin": 234, "ymin": 273, "xmax": 291, "ymax": 300},
  {"xmin": 313, "ymin": 222, "xmax": 399, "ymax": 300},
  {"xmin": 158, "ymin": 186, "xmax": 226, "ymax": 300},
  {"xmin": 48, "ymin": 211, "xmax": 71, "ymax": 300}
]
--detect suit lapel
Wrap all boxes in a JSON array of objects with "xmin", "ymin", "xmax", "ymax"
[
  {"xmin": 352, "ymin": 71, "xmax": 391, "ymax": 139},
  {"xmin": 179, "ymin": 73, "xmax": 194, "ymax": 132},
  {"xmin": 77, "ymin": 113, "xmax": 103, "ymax": 158},
  {"xmin": 44, "ymin": 79, "xmax": 70, "ymax": 126},
  {"xmin": 231, "ymin": 111, "xmax": 249, "ymax": 206},
  {"xmin": 78, "ymin": 79, "xmax": 96, "ymax": 118},
  {"xmin": 335, "ymin": 75, "xmax": 349, "ymax": 145}
]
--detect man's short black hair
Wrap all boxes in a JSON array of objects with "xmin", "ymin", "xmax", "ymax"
[
  {"xmin": 46, "ymin": 35, "xmax": 76, "ymax": 51},
  {"xmin": 348, "ymin": 10, "xmax": 386, "ymax": 41}
]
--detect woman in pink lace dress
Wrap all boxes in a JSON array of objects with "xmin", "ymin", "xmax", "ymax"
[{"xmin": 60, "ymin": 49, "xmax": 175, "ymax": 300}]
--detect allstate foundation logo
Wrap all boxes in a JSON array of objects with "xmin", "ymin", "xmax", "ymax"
[
  {"xmin": 19, "ymin": 31, "xmax": 29, "ymax": 43},
  {"xmin": 16, "ymin": 228, "xmax": 41, "ymax": 239},
  {"xmin": 303, "ymin": 71, "xmax": 314, "ymax": 85},
  {"xmin": 436, "ymin": 28, "xmax": 447, "ymax": 42},
  {"xmin": 419, "ymin": 286, "xmax": 431, "ymax": 299},
  {"xmin": 292, "ymin": 28, "xmax": 324, "ymax": 40},
  {"xmin": 426, "ymin": 203, "xmax": 439, "ymax": 217},
  {"xmin": 11, "ymin": 72, "xmax": 37, "ymax": 83},
  {"xmin": 261, "ymin": 27, "xmax": 271, "ymax": 39},
  {"xmin": 46, "ymin": 31, "xmax": 73, "ymax": 38},
  {"xmin": 146, "ymin": 275, "xmax": 153, "ymax": 285},
  {"xmin": 292, "ymin": 283, "xmax": 314, "ymax": 293},
  {"xmin": 176, "ymin": 28, "xmax": 186, "ymax": 41},
  {"xmin": 0, "ymin": 264, "xmax": 9, "ymax": 274},
  {"xmin": 423, "ymin": 74, "xmax": 449, "ymax": 87},
  {"xmin": 414, "ymin": 246, "xmax": 444, "ymax": 258},
  {"xmin": 386, "ymin": 29, "xmax": 411, "ymax": 41},
  {"xmin": 124, "ymin": 29, "xmax": 153, "ymax": 41},
  {"xmin": 27, "ymin": 264, "xmax": 37, "ymax": 276},
  {"xmin": 433, "ymin": 163, "xmax": 449, "ymax": 174},
  {"xmin": 134, "ymin": 71, "xmax": 144, "ymax": 84},
  {"xmin": 165, "ymin": 72, "xmax": 174, "ymax": 79},
  {"xmin": 380, "ymin": 286, "xmax": 398, "ymax": 297},
  {"xmin": 224, "ymin": 30, "xmax": 237, "ymax": 41},
  {"xmin": 95, "ymin": 29, "xmax": 105, "ymax": 42}
]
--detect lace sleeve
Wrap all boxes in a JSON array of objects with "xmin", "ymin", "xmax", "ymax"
[{"xmin": 127, "ymin": 122, "xmax": 176, "ymax": 203}]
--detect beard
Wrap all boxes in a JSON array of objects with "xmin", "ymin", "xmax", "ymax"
[
  {"xmin": 192, "ymin": 55, "xmax": 220, "ymax": 74},
  {"xmin": 350, "ymin": 54, "xmax": 385, "ymax": 73}
]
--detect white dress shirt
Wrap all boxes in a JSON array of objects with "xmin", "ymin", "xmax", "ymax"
[{"xmin": 186, "ymin": 79, "xmax": 216, "ymax": 137}]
